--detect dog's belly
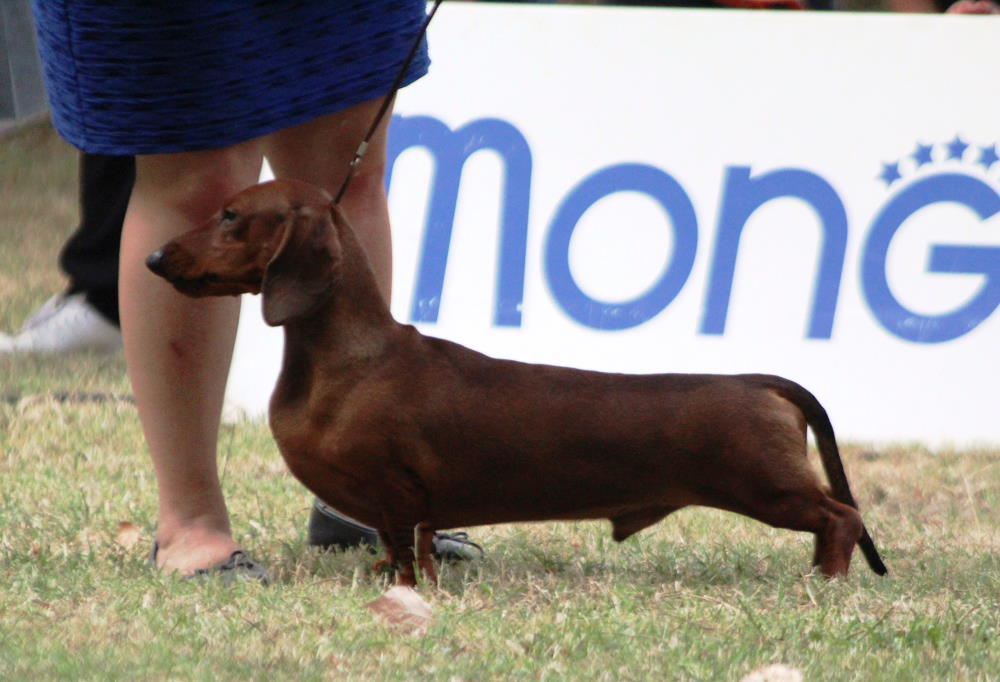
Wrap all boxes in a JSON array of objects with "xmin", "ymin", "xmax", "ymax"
[
  {"xmin": 425, "ymin": 504, "xmax": 651, "ymax": 532},
  {"xmin": 417, "ymin": 441, "xmax": 699, "ymax": 531}
]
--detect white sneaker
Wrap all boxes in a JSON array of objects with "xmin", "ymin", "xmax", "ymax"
[{"xmin": 0, "ymin": 293, "xmax": 122, "ymax": 354}]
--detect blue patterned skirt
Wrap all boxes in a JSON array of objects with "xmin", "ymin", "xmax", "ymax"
[{"xmin": 31, "ymin": 1, "xmax": 430, "ymax": 155}]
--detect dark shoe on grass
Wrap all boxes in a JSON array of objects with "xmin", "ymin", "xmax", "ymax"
[
  {"xmin": 307, "ymin": 498, "xmax": 484, "ymax": 560},
  {"xmin": 307, "ymin": 499, "xmax": 378, "ymax": 551}
]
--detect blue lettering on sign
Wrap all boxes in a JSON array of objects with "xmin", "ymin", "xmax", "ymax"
[
  {"xmin": 386, "ymin": 115, "xmax": 1000, "ymax": 344},
  {"xmin": 702, "ymin": 167, "xmax": 847, "ymax": 339},
  {"xmin": 861, "ymin": 173, "xmax": 1000, "ymax": 343},
  {"xmin": 544, "ymin": 163, "xmax": 697, "ymax": 330},
  {"xmin": 385, "ymin": 115, "xmax": 531, "ymax": 326}
]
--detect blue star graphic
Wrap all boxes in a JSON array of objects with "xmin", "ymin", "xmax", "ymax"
[
  {"xmin": 911, "ymin": 143, "xmax": 934, "ymax": 167},
  {"xmin": 946, "ymin": 135, "xmax": 969, "ymax": 161},
  {"xmin": 879, "ymin": 161, "xmax": 902, "ymax": 186},
  {"xmin": 977, "ymin": 144, "xmax": 999, "ymax": 171}
]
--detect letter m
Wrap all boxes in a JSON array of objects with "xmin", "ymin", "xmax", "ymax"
[{"xmin": 385, "ymin": 115, "xmax": 532, "ymax": 326}]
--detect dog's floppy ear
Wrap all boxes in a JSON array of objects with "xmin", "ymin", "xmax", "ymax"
[{"xmin": 261, "ymin": 206, "xmax": 341, "ymax": 326}]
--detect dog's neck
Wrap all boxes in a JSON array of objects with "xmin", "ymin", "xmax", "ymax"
[{"xmin": 278, "ymin": 219, "xmax": 397, "ymax": 372}]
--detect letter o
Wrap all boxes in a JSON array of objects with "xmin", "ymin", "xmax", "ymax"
[{"xmin": 544, "ymin": 163, "xmax": 698, "ymax": 330}]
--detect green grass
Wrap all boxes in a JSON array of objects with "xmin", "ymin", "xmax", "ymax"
[{"xmin": 2, "ymin": 123, "xmax": 999, "ymax": 681}]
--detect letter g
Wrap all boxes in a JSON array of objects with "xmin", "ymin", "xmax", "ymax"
[{"xmin": 862, "ymin": 173, "xmax": 1000, "ymax": 343}]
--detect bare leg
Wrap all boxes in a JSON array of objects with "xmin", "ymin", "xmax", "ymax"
[
  {"xmin": 263, "ymin": 97, "xmax": 394, "ymax": 300},
  {"xmin": 127, "ymin": 98, "xmax": 394, "ymax": 575},
  {"xmin": 133, "ymin": 97, "xmax": 394, "ymax": 575},
  {"xmin": 122, "ymin": 144, "xmax": 263, "ymax": 574}
]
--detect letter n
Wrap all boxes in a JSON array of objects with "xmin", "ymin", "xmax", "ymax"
[{"xmin": 700, "ymin": 167, "xmax": 847, "ymax": 339}]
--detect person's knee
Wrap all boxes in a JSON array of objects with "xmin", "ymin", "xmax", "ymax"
[
  {"xmin": 339, "ymin": 158, "xmax": 388, "ymax": 208},
  {"xmin": 133, "ymin": 145, "xmax": 264, "ymax": 225}
]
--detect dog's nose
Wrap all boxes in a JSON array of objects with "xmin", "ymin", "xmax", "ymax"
[{"xmin": 146, "ymin": 249, "xmax": 167, "ymax": 275}]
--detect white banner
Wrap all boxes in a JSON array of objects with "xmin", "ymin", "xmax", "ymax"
[{"xmin": 226, "ymin": 4, "xmax": 1000, "ymax": 446}]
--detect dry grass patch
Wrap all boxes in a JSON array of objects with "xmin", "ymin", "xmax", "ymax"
[{"xmin": 4, "ymin": 407, "xmax": 996, "ymax": 680}]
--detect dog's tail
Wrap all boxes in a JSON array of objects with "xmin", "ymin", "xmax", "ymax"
[{"xmin": 752, "ymin": 375, "xmax": 888, "ymax": 576}]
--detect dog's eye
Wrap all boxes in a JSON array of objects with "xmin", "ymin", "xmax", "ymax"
[{"xmin": 221, "ymin": 209, "xmax": 238, "ymax": 223}]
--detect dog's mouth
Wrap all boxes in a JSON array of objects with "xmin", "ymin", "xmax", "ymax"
[{"xmin": 170, "ymin": 273, "xmax": 261, "ymax": 298}]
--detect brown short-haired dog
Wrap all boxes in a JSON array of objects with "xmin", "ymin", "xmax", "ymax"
[{"xmin": 147, "ymin": 179, "xmax": 887, "ymax": 586}]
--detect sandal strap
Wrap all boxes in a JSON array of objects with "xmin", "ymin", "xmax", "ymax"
[
  {"xmin": 432, "ymin": 531, "xmax": 486, "ymax": 560},
  {"xmin": 192, "ymin": 550, "xmax": 271, "ymax": 584}
]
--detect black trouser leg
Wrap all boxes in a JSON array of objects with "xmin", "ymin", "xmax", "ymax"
[{"xmin": 59, "ymin": 153, "xmax": 135, "ymax": 327}]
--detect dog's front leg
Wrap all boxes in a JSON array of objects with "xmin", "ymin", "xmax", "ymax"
[
  {"xmin": 377, "ymin": 527, "xmax": 418, "ymax": 587},
  {"xmin": 415, "ymin": 524, "xmax": 438, "ymax": 584}
]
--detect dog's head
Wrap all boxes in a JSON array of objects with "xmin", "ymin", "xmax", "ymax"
[{"xmin": 146, "ymin": 179, "xmax": 342, "ymax": 326}]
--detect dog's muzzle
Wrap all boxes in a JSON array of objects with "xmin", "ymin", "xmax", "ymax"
[{"xmin": 145, "ymin": 249, "xmax": 168, "ymax": 276}]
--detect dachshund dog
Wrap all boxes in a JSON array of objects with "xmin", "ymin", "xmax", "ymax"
[{"xmin": 147, "ymin": 179, "xmax": 887, "ymax": 586}]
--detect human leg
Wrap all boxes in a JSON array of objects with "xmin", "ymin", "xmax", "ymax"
[
  {"xmin": 262, "ymin": 98, "xmax": 393, "ymax": 299},
  {"xmin": 121, "ymin": 143, "xmax": 263, "ymax": 575}
]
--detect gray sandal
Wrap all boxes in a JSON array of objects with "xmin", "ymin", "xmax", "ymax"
[{"xmin": 150, "ymin": 541, "xmax": 271, "ymax": 585}]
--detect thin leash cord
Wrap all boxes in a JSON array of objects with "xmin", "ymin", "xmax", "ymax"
[{"xmin": 333, "ymin": 0, "xmax": 444, "ymax": 206}]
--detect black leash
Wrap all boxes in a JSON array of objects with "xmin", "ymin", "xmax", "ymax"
[{"xmin": 333, "ymin": 0, "xmax": 444, "ymax": 206}]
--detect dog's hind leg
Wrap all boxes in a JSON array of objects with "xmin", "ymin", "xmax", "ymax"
[
  {"xmin": 731, "ymin": 491, "xmax": 863, "ymax": 578},
  {"xmin": 610, "ymin": 506, "xmax": 679, "ymax": 542},
  {"xmin": 810, "ymin": 498, "xmax": 864, "ymax": 578}
]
